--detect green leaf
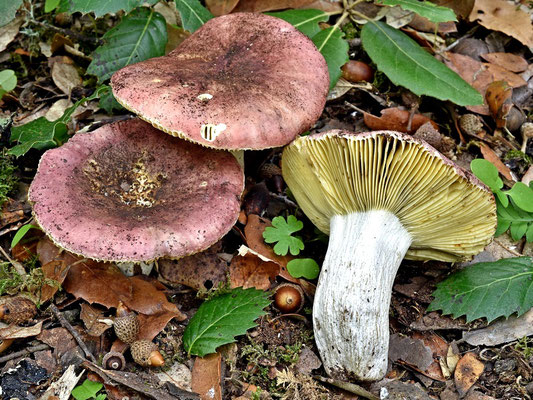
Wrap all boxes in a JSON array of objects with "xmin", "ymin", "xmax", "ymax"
[
  {"xmin": 378, "ymin": 0, "xmax": 457, "ymax": 23},
  {"xmin": 71, "ymin": 379, "xmax": 104, "ymax": 400},
  {"xmin": 9, "ymin": 87, "xmax": 104, "ymax": 157},
  {"xmin": 174, "ymin": 0, "xmax": 213, "ymax": 33},
  {"xmin": 312, "ymin": 27, "xmax": 349, "ymax": 90},
  {"xmin": 263, "ymin": 215, "xmax": 305, "ymax": 256},
  {"xmin": 429, "ymin": 257, "xmax": 533, "ymax": 323},
  {"xmin": 0, "ymin": 0, "xmax": 22, "ymax": 27},
  {"xmin": 287, "ymin": 258, "xmax": 320, "ymax": 280},
  {"xmin": 470, "ymin": 159, "xmax": 506, "ymax": 205},
  {"xmin": 11, "ymin": 224, "xmax": 41, "ymax": 249},
  {"xmin": 507, "ymin": 182, "xmax": 533, "ymax": 213},
  {"xmin": 267, "ymin": 9, "xmax": 330, "ymax": 38},
  {"xmin": 0, "ymin": 70, "xmax": 17, "ymax": 100},
  {"xmin": 183, "ymin": 287, "xmax": 270, "ymax": 357},
  {"xmin": 97, "ymin": 84, "xmax": 123, "ymax": 113},
  {"xmin": 67, "ymin": 0, "xmax": 157, "ymax": 17},
  {"xmin": 361, "ymin": 20, "xmax": 483, "ymax": 106},
  {"xmin": 44, "ymin": 0, "xmax": 61, "ymax": 13},
  {"xmin": 87, "ymin": 8, "xmax": 167, "ymax": 83},
  {"xmin": 496, "ymin": 198, "xmax": 533, "ymax": 242}
]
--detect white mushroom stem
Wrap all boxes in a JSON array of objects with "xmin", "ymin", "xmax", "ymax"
[{"xmin": 313, "ymin": 210, "xmax": 412, "ymax": 381}]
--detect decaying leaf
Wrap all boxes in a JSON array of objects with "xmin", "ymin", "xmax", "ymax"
[
  {"xmin": 454, "ymin": 352, "xmax": 484, "ymax": 396},
  {"xmin": 50, "ymin": 56, "xmax": 81, "ymax": 95},
  {"xmin": 80, "ymin": 303, "xmax": 111, "ymax": 337},
  {"xmin": 0, "ymin": 321, "xmax": 42, "ymax": 339},
  {"xmin": 229, "ymin": 246, "xmax": 280, "ymax": 290},
  {"xmin": 388, "ymin": 333, "xmax": 434, "ymax": 371},
  {"xmin": 363, "ymin": 107, "xmax": 438, "ymax": 134},
  {"xmin": 40, "ymin": 260, "xmax": 70, "ymax": 303},
  {"xmin": 0, "ymin": 17, "xmax": 22, "ymax": 53},
  {"xmin": 469, "ymin": 0, "xmax": 533, "ymax": 47},
  {"xmin": 191, "ymin": 353, "xmax": 222, "ymax": 400},
  {"xmin": 485, "ymin": 80, "xmax": 512, "ymax": 128},
  {"xmin": 481, "ymin": 52, "xmax": 528, "ymax": 73}
]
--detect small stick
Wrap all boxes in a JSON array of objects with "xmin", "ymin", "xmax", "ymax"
[
  {"xmin": 313, "ymin": 375, "xmax": 379, "ymax": 400},
  {"xmin": 0, "ymin": 245, "xmax": 26, "ymax": 276},
  {"xmin": 0, "ymin": 343, "xmax": 50, "ymax": 363},
  {"xmin": 48, "ymin": 303, "xmax": 97, "ymax": 363}
]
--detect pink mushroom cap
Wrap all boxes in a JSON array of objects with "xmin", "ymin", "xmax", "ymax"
[
  {"xmin": 29, "ymin": 118, "xmax": 244, "ymax": 262},
  {"xmin": 110, "ymin": 12, "xmax": 329, "ymax": 150}
]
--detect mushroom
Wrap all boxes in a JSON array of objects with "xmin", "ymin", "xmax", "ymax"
[
  {"xmin": 29, "ymin": 118, "xmax": 244, "ymax": 262},
  {"xmin": 110, "ymin": 13, "xmax": 329, "ymax": 150},
  {"xmin": 281, "ymin": 130, "xmax": 497, "ymax": 381}
]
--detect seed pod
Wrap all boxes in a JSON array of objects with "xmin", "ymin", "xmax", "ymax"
[
  {"xmin": 0, "ymin": 297, "xmax": 37, "ymax": 324},
  {"xmin": 102, "ymin": 351, "xmax": 126, "ymax": 370},
  {"xmin": 274, "ymin": 283, "xmax": 304, "ymax": 314},
  {"xmin": 341, "ymin": 60, "xmax": 374, "ymax": 82},
  {"xmin": 130, "ymin": 340, "xmax": 165, "ymax": 367}
]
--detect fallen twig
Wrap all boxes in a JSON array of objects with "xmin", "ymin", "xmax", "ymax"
[
  {"xmin": 0, "ymin": 343, "xmax": 50, "ymax": 364},
  {"xmin": 313, "ymin": 375, "xmax": 379, "ymax": 400}
]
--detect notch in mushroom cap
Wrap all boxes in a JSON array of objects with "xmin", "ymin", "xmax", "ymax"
[
  {"xmin": 110, "ymin": 13, "xmax": 329, "ymax": 151},
  {"xmin": 29, "ymin": 118, "xmax": 244, "ymax": 262},
  {"xmin": 282, "ymin": 130, "xmax": 496, "ymax": 381}
]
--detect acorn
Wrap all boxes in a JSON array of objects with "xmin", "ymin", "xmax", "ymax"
[
  {"xmin": 341, "ymin": 60, "xmax": 374, "ymax": 83},
  {"xmin": 113, "ymin": 302, "xmax": 139, "ymax": 344},
  {"xmin": 102, "ymin": 351, "xmax": 126, "ymax": 370},
  {"xmin": 459, "ymin": 114, "xmax": 483, "ymax": 136},
  {"xmin": 274, "ymin": 283, "xmax": 304, "ymax": 314},
  {"xmin": 130, "ymin": 340, "xmax": 165, "ymax": 367},
  {"xmin": 0, "ymin": 296, "xmax": 37, "ymax": 324}
]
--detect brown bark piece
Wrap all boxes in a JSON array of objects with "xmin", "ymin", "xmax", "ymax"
[
  {"xmin": 454, "ymin": 352, "xmax": 484, "ymax": 397},
  {"xmin": 191, "ymin": 353, "xmax": 222, "ymax": 400}
]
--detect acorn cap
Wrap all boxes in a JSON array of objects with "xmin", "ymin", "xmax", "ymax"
[
  {"xmin": 113, "ymin": 312, "xmax": 139, "ymax": 344},
  {"xmin": 102, "ymin": 351, "xmax": 126, "ymax": 370},
  {"xmin": 130, "ymin": 340, "xmax": 165, "ymax": 367},
  {"xmin": 111, "ymin": 13, "xmax": 329, "ymax": 150},
  {"xmin": 29, "ymin": 118, "xmax": 244, "ymax": 262},
  {"xmin": 282, "ymin": 130, "xmax": 497, "ymax": 261}
]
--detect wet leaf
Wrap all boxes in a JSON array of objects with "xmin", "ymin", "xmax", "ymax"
[
  {"xmin": 87, "ymin": 8, "xmax": 167, "ymax": 83},
  {"xmin": 429, "ymin": 257, "xmax": 533, "ymax": 323},
  {"xmin": 183, "ymin": 287, "xmax": 270, "ymax": 356},
  {"xmin": 378, "ymin": 0, "xmax": 457, "ymax": 23},
  {"xmin": 454, "ymin": 353, "xmax": 484, "ymax": 397},
  {"xmin": 174, "ymin": 0, "xmax": 213, "ymax": 33},
  {"xmin": 361, "ymin": 20, "xmax": 483, "ymax": 106}
]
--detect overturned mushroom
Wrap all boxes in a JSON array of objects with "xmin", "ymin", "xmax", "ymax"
[
  {"xmin": 282, "ymin": 130, "xmax": 496, "ymax": 381},
  {"xmin": 111, "ymin": 13, "xmax": 329, "ymax": 150},
  {"xmin": 29, "ymin": 119, "xmax": 244, "ymax": 262}
]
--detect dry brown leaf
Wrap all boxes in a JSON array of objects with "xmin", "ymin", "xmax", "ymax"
[
  {"xmin": 244, "ymin": 214, "xmax": 298, "ymax": 283},
  {"xmin": 481, "ymin": 52, "xmax": 529, "ymax": 73},
  {"xmin": 0, "ymin": 199, "xmax": 25, "ymax": 229},
  {"xmin": 299, "ymin": 0, "xmax": 342, "ymax": 12},
  {"xmin": 165, "ymin": 25, "xmax": 190, "ymax": 54},
  {"xmin": 37, "ymin": 327, "xmax": 78, "ymax": 358},
  {"xmin": 80, "ymin": 303, "xmax": 111, "ymax": 337},
  {"xmin": 485, "ymin": 81, "xmax": 512, "ymax": 128},
  {"xmin": 158, "ymin": 243, "xmax": 228, "ymax": 291},
  {"xmin": 0, "ymin": 17, "xmax": 22, "ymax": 53},
  {"xmin": 40, "ymin": 260, "xmax": 70, "ymax": 303},
  {"xmin": 454, "ymin": 352, "xmax": 484, "ymax": 397},
  {"xmin": 206, "ymin": 0, "xmax": 239, "ymax": 15},
  {"xmin": 50, "ymin": 56, "xmax": 81, "ymax": 95},
  {"xmin": 233, "ymin": 0, "xmax": 315, "ymax": 12},
  {"xmin": 363, "ymin": 107, "xmax": 438, "ymax": 134},
  {"xmin": 409, "ymin": 332, "xmax": 449, "ymax": 382},
  {"xmin": 191, "ymin": 353, "xmax": 222, "ymax": 400},
  {"xmin": 469, "ymin": 0, "xmax": 533, "ymax": 47},
  {"xmin": 388, "ymin": 333, "xmax": 434, "ymax": 371},
  {"xmin": 408, "ymin": 14, "xmax": 457, "ymax": 34},
  {"xmin": 479, "ymin": 143, "xmax": 513, "ymax": 180},
  {"xmin": 229, "ymin": 246, "xmax": 279, "ymax": 290},
  {"xmin": 434, "ymin": 0, "xmax": 475, "ymax": 19},
  {"xmin": 0, "ymin": 321, "xmax": 43, "ymax": 340}
]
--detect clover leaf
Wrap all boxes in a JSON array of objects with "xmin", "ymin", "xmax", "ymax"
[{"xmin": 263, "ymin": 215, "xmax": 304, "ymax": 256}]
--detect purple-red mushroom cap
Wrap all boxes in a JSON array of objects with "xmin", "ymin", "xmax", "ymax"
[
  {"xmin": 29, "ymin": 118, "xmax": 244, "ymax": 262},
  {"xmin": 110, "ymin": 13, "xmax": 329, "ymax": 150}
]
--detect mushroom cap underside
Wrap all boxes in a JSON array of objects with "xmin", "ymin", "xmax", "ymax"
[
  {"xmin": 282, "ymin": 130, "xmax": 497, "ymax": 262},
  {"xmin": 29, "ymin": 118, "xmax": 244, "ymax": 262},
  {"xmin": 111, "ymin": 12, "xmax": 329, "ymax": 150}
]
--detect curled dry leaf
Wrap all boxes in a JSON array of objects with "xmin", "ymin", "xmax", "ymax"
[
  {"xmin": 469, "ymin": 0, "xmax": 533, "ymax": 47},
  {"xmin": 229, "ymin": 246, "xmax": 280, "ymax": 290},
  {"xmin": 481, "ymin": 52, "xmax": 528, "ymax": 73},
  {"xmin": 363, "ymin": 107, "xmax": 438, "ymax": 134},
  {"xmin": 454, "ymin": 352, "xmax": 484, "ymax": 397},
  {"xmin": 191, "ymin": 352, "xmax": 222, "ymax": 400}
]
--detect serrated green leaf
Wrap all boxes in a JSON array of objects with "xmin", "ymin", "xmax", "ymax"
[
  {"xmin": 429, "ymin": 257, "xmax": 533, "ymax": 323},
  {"xmin": 174, "ymin": 0, "xmax": 213, "ymax": 33},
  {"xmin": 0, "ymin": 0, "xmax": 22, "ymax": 27},
  {"xmin": 183, "ymin": 288, "xmax": 270, "ymax": 357},
  {"xmin": 68, "ymin": 0, "xmax": 157, "ymax": 17},
  {"xmin": 507, "ymin": 182, "xmax": 533, "ymax": 213},
  {"xmin": 312, "ymin": 27, "xmax": 349, "ymax": 89},
  {"xmin": 71, "ymin": 379, "xmax": 104, "ymax": 400},
  {"xmin": 378, "ymin": 0, "xmax": 456, "ymax": 23},
  {"xmin": 263, "ymin": 216, "xmax": 305, "ymax": 256},
  {"xmin": 9, "ymin": 87, "xmax": 104, "ymax": 157},
  {"xmin": 267, "ymin": 9, "xmax": 330, "ymax": 38},
  {"xmin": 87, "ymin": 8, "xmax": 167, "ymax": 83},
  {"xmin": 361, "ymin": 20, "xmax": 482, "ymax": 106},
  {"xmin": 287, "ymin": 258, "xmax": 320, "ymax": 280}
]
